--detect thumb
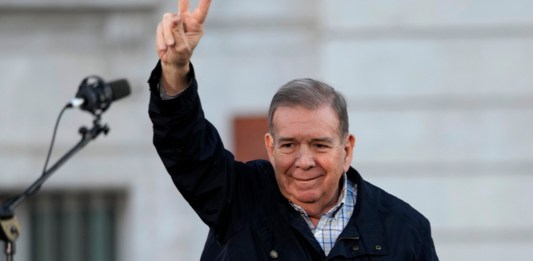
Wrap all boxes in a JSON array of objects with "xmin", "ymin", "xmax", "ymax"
[
  {"xmin": 169, "ymin": 16, "xmax": 192, "ymax": 66},
  {"xmin": 172, "ymin": 17, "xmax": 187, "ymax": 44}
]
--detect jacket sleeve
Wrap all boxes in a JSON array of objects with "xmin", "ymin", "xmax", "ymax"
[
  {"xmin": 147, "ymin": 61, "xmax": 236, "ymax": 235},
  {"xmin": 416, "ymin": 221, "xmax": 439, "ymax": 261}
]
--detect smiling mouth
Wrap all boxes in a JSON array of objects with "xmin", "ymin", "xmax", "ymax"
[{"xmin": 293, "ymin": 176, "xmax": 321, "ymax": 182}]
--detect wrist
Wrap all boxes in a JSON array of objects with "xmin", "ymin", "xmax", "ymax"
[{"xmin": 161, "ymin": 62, "xmax": 190, "ymax": 96}]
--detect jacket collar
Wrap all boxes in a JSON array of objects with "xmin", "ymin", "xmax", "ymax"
[
  {"xmin": 276, "ymin": 167, "xmax": 390, "ymax": 259},
  {"xmin": 328, "ymin": 167, "xmax": 389, "ymax": 258}
]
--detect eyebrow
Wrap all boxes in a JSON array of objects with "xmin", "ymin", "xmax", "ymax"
[
  {"xmin": 276, "ymin": 137, "xmax": 335, "ymax": 144},
  {"xmin": 309, "ymin": 137, "xmax": 335, "ymax": 144},
  {"xmin": 276, "ymin": 137, "xmax": 296, "ymax": 143}
]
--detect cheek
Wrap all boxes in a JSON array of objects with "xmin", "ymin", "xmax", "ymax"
[
  {"xmin": 271, "ymin": 153, "xmax": 298, "ymax": 188},
  {"xmin": 273, "ymin": 159, "xmax": 291, "ymax": 190},
  {"xmin": 324, "ymin": 151, "xmax": 349, "ymax": 173},
  {"xmin": 271, "ymin": 153, "xmax": 293, "ymax": 172}
]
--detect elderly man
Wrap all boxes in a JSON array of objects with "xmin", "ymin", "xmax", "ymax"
[{"xmin": 148, "ymin": 0, "xmax": 439, "ymax": 260}]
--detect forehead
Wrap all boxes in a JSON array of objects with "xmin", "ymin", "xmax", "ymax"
[{"xmin": 272, "ymin": 105, "xmax": 340, "ymax": 138}]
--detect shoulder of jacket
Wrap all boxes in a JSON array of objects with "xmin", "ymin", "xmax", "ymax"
[{"xmin": 364, "ymin": 179, "xmax": 432, "ymax": 236}]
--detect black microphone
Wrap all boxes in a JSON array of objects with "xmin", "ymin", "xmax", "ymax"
[{"xmin": 68, "ymin": 76, "xmax": 131, "ymax": 115}]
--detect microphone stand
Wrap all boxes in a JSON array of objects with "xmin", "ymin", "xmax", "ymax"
[{"xmin": 0, "ymin": 115, "xmax": 109, "ymax": 261}]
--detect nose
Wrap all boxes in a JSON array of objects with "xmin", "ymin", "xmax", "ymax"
[{"xmin": 295, "ymin": 145, "xmax": 315, "ymax": 170}]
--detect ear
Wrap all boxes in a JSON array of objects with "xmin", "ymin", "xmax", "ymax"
[
  {"xmin": 265, "ymin": 133, "xmax": 275, "ymax": 163},
  {"xmin": 342, "ymin": 134, "xmax": 356, "ymax": 172}
]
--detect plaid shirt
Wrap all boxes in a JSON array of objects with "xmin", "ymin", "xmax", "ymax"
[{"xmin": 290, "ymin": 174, "xmax": 357, "ymax": 256}]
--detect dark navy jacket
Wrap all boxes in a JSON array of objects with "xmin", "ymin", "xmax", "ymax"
[{"xmin": 148, "ymin": 63, "xmax": 439, "ymax": 260}]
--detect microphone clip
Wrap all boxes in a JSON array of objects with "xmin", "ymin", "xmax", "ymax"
[{"xmin": 74, "ymin": 76, "xmax": 113, "ymax": 116}]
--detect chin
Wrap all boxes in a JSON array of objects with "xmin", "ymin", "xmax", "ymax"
[{"xmin": 292, "ymin": 190, "xmax": 321, "ymax": 204}]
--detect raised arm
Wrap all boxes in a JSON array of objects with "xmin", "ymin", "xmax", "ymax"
[{"xmin": 155, "ymin": 0, "xmax": 212, "ymax": 95}]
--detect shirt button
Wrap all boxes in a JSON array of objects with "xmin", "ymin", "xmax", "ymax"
[
  {"xmin": 352, "ymin": 245, "xmax": 359, "ymax": 251},
  {"xmin": 269, "ymin": 250, "xmax": 278, "ymax": 259},
  {"xmin": 375, "ymin": 245, "xmax": 382, "ymax": 251}
]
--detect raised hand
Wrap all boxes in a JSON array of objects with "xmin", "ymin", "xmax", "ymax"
[{"xmin": 156, "ymin": 0, "xmax": 212, "ymax": 94}]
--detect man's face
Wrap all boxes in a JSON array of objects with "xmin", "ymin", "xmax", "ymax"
[{"xmin": 265, "ymin": 105, "xmax": 355, "ymax": 215}]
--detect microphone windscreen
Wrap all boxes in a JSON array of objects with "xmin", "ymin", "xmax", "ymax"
[{"xmin": 108, "ymin": 79, "xmax": 131, "ymax": 101}]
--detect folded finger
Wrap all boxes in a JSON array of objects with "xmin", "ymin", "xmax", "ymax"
[
  {"xmin": 162, "ymin": 13, "xmax": 177, "ymax": 45},
  {"xmin": 172, "ymin": 17, "xmax": 187, "ymax": 47},
  {"xmin": 156, "ymin": 22, "xmax": 167, "ymax": 51}
]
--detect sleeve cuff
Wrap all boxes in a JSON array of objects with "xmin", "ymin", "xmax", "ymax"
[
  {"xmin": 159, "ymin": 77, "xmax": 192, "ymax": 100},
  {"xmin": 148, "ymin": 60, "xmax": 196, "ymax": 100}
]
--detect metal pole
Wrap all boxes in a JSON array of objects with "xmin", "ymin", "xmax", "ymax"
[{"xmin": 5, "ymin": 241, "xmax": 14, "ymax": 261}]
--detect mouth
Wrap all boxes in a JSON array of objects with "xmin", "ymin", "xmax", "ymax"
[
  {"xmin": 291, "ymin": 173, "xmax": 324, "ymax": 186},
  {"xmin": 290, "ymin": 176, "xmax": 323, "ymax": 191},
  {"xmin": 293, "ymin": 176, "xmax": 321, "ymax": 182}
]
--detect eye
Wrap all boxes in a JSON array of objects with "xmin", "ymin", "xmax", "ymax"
[
  {"xmin": 280, "ymin": 143, "xmax": 294, "ymax": 149},
  {"xmin": 278, "ymin": 142, "xmax": 296, "ymax": 153},
  {"xmin": 313, "ymin": 143, "xmax": 331, "ymax": 152}
]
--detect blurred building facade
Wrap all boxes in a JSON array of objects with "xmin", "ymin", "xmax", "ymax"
[{"xmin": 1, "ymin": 0, "xmax": 532, "ymax": 260}]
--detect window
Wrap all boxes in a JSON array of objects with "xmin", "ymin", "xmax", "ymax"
[
  {"xmin": 1, "ymin": 191, "xmax": 123, "ymax": 261},
  {"xmin": 233, "ymin": 116, "xmax": 269, "ymax": 162}
]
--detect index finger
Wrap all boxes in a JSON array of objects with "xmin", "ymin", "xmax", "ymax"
[
  {"xmin": 178, "ymin": 0, "xmax": 190, "ymax": 15},
  {"xmin": 193, "ymin": 0, "xmax": 212, "ymax": 24}
]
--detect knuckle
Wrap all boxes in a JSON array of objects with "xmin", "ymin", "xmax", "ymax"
[
  {"xmin": 162, "ymin": 13, "xmax": 178, "ymax": 24},
  {"xmin": 162, "ymin": 13, "xmax": 174, "ymax": 19}
]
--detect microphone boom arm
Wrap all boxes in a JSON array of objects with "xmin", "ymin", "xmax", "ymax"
[{"xmin": 0, "ymin": 115, "xmax": 109, "ymax": 261}]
